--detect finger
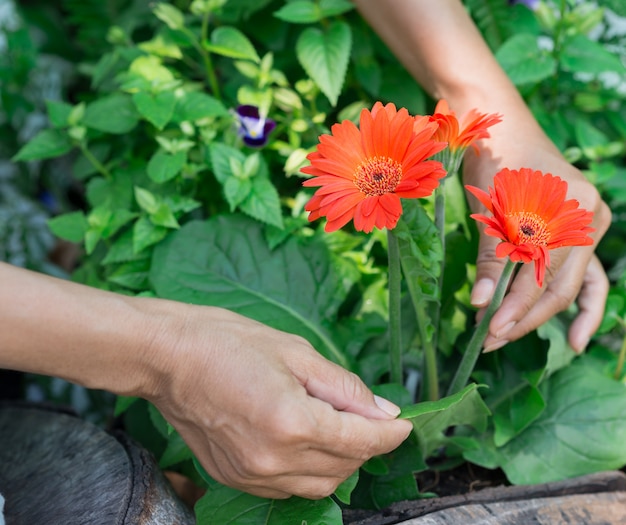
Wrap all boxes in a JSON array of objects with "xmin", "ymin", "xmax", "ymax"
[
  {"xmin": 568, "ymin": 254, "xmax": 609, "ymax": 353},
  {"xmin": 483, "ymin": 247, "xmax": 589, "ymax": 350},
  {"xmin": 287, "ymin": 349, "xmax": 402, "ymax": 420}
]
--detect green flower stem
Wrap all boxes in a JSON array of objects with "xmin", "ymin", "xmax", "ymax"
[
  {"xmin": 614, "ymin": 317, "xmax": 626, "ymax": 381},
  {"xmin": 387, "ymin": 229, "xmax": 403, "ymax": 384},
  {"xmin": 183, "ymin": 24, "xmax": 221, "ymax": 101},
  {"xmin": 415, "ymin": 299, "xmax": 439, "ymax": 401},
  {"xmin": 446, "ymin": 259, "xmax": 517, "ymax": 396},
  {"xmin": 431, "ymin": 182, "xmax": 447, "ymax": 350}
]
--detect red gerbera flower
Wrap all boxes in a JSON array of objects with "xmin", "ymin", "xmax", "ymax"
[
  {"xmin": 302, "ymin": 102, "xmax": 446, "ymax": 233},
  {"xmin": 466, "ymin": 168, "xmax": 595, "ymax": 287},
  {"xmin": 430, "ymin": 99, "xmax": 502, "ymax": 154}
]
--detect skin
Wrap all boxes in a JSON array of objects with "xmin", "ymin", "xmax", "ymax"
[
  {"xmin": 0, "ymin": 262, "xmax": 411, "ymax": 499},
  {"xmin": 354, "ymin": 0, "xmax": 611, "ymax": 353}
]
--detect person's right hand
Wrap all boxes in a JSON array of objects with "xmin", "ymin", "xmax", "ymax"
[{"xmin": 144, "ymin": 304, "xmax": 412, "ymax": 500}]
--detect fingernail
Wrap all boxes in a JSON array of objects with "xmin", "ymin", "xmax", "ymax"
[
  {"xmin": 374, "ymin": 395, "xmax": 401, "ymax": 417},
  {"xmin": 483, "ymin": 340, "xmax": 508, "ymax": 353},
  {"xmin": 495, "ymin": 321, "xmax": 516, "ymax": 339},
  {"xmin": 471, "ymin": 278, "xmax": 495, "ymax": 307}
]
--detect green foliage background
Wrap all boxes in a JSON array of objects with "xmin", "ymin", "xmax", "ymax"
[{"xmin": 3, "ymin": 0, "xmax": 626, "ymax": 522}]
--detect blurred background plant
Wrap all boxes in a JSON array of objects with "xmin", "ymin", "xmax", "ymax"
[{"xmin": 4, "ymin": 0, "xmax": 626, "ymax": 522}]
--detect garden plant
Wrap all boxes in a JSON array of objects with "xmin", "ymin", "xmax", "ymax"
[{"xmin": 5, "ymin": 0, "xmax": 626, "ymax": 523}]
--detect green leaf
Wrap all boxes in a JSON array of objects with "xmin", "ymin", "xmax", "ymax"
[
  {"xmin": 147, "ymin": 150, "xmax": 186, "ymax": 183},
  {"xmin": 174, "ymin": 91, "xmax": 228, "ymax": 122},
  {"xmin": 496, "ymin": 358, "xmax": 626, "ymax": 484},
  {"xmin": 274, "ymin": 0, "xmax": 353, "ymax": 23},
  {"xmin": 107, "ymin": 260, "xmax": 150, "ymax": 290},
  {"xmin": 493, "ymin": 384, "xmax": 546, "ymax": 447},
  {"xmin": 134, "ymin": 187, "xmax": 160, "ymax": 214},
  {"xmin": 148, "ymin": 402, "xmax": 170, "ymax": 438},
  {"xmin": 150, "ymin": 215, "xmax": 349, "ymax": 367},
  {"xmin": 12, "ymin": 129, "xmax": 73, "ymax": 162},
  {"xmin": 102, "ymin": 229, "xmax": 150, "ymax": 265},
  {"xmin": 561, "ymin": 34, "xmax": 626, "ymax": 75},
  {"xmin": 274, "ymin": 1, "xmax": 321, "ymax": 23},
  {"xmin": 496, "ymin": 33, "xmax": 557, "ymax": 86},
  {"xmin": 153, "ymin": 2, "xmax": 185, "ymax": 30},
  {"xmin": 239, "ymin": 176, "xmax": 284, "ymax": 229},
  {"xmin": 132, "ymin": 90, "xmax": 177, "ymax": 130},
  {"xmin": 296, "ymin": 21, "xmax": 352, "ymax": 106},
  {"xmin": 334, "ymin": 470, "xmax": 359, "ymax": 505},
  {"xmin": 133, "ymin": 216, "xmax": 169, "ymax": 253},
  {"xmin": 114, "ymin": 395, "xmax": 139, "ymax": 417},
  {"xmin": 399, "ymin": 384, "xmax": 491, "ymax": 458},
  {"xmin": 204, "ymin": 26, "xmax": 260, "ymax": 62},
  {"xmin": 194, "ymin": 485, "xmax": 342, "ymax": 525},
  {"xmin": 46, "ymin": 100, "xmax": 73, "ymax": 128},
  {"xmin": 160, "ymin": 431, "xmax": 193, "ymax": 469},
  {"xmin": 151, "ymin": 203, "xmax": 180, "ymax": 229},
  {"xmin": 224, "ymin": 176, "xmax": 252, "ymax": 211},
  {"xmin": 47, "ymin": 211, "xmax": 88, "ymax": 243},
  {"xmin": 319, "ymin": 0, "xmax": 354, "ymax": 17},
  {"xmin": 209, "ymin": 142, "xmax": 245, "ymax": 184},
  {"xmin": 83, "ymin": 94, "xmax": 140, "ymax": 134}
]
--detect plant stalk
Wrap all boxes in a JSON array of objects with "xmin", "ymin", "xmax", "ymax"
[
  {"xmin": 614, "ymin": 317, "xmax": 626, "ymax": 381},
  {"xmin": 387, "ymin": 229, "xmax": 403, "ymax": 384},
  {"xmin": 446, "ymin": 259, "xmax": 517, "ymax": 396}
]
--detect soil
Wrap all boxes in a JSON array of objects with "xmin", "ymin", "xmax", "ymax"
[{"xmin": 414, "ymin": 463, "xmax": 510, "ymax": 497}]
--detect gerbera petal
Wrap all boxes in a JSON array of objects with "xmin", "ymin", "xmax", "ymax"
[
  {"xmin": 302, "ymin": 101, "xmax": 446, "ymax": 232},
  {"xmin": 470, "ymin": 167, "xmax": 594, "ymax": 287}
]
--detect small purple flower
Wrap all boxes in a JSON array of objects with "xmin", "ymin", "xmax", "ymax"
[
  {"xmin": 235, "ymin": 105, "xmax": 276, "ymax": 148},
  {"xmin": 509, "ymin": 0, "xmax": 539, "ymax": 9}
]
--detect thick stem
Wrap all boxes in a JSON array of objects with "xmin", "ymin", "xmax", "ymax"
[
  {"xmin": 387, "ymin": 229, "xmax": 403, "ymax": 384},
  {"xmin": 446, "ymin": 259, "xmax": 517, "ymax": 396}
]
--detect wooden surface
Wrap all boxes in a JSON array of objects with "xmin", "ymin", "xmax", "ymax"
[
  {"xmin": 0, "ymin": 403, "xmax": 194, "ymax": 525},
  {"xmin": 346, "ymin": 471, "xmax": 626, "ymax": 525},
  {"xmin": 399, "ymin": 492, "xmax": 626, "ymax": 524}
]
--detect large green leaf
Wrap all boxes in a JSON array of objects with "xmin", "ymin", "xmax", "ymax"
[
  {"xmin": 149, "ymin": 215, "xmax": 349, "ymax": 367},
  {"xmin": 173, "ymin": 91, "xmax": 228, "ymax": 122},
  {"xmin": 497, "ymin": 357, "xmax": 626, "ymax": 484},
  {"xmin": 399, "ymin": 383, "xmax": 491, "ymax": 458},
  {"xmin": 496, "ymin": 33, "xmax": 557, "ymax": 86},
  {"xmin": 194, "ymin": 485, "xmax": 342, "ymax": 525},
  {"xmin": 296, "ymin": 21, "xmax": 351, "ymax": 106}
]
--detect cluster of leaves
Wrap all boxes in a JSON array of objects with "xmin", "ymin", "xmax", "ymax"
[{"xmin": 6, "ymin": 0, "xmax": 626, "ymax": 523}]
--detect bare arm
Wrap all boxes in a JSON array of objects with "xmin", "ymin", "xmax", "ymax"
[
  {"xmin": 354, "ymin": 0, "xmax": 611, "ymax": 352},
  {"xmin": 0, "ymin": 262, "xmax": 411, "ymax": 498}
]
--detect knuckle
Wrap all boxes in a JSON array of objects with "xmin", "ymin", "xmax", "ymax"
[{"xmin": 239, "ymin": 452, "xmax": 282, "ymax": 479}]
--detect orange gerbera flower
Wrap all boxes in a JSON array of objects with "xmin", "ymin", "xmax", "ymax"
[
  {"xmin": 302, "ymin": 102, "xmax": 446, "ymax": 233},
  {"xmin": 466, "ymin": 168, "xmax": 594, "ymax": 287},
  {"xmin": 430, "ymin": 99, "xmax": 502, "ymax": 154}
]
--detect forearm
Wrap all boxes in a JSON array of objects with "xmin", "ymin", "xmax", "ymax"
[
  {"xmin": 354, "ymin": 0, "xmax": 561, "ymax": 159},
  {"xmin": 0, "ymin": 262, "xmax": 171, "ymax": 397}
]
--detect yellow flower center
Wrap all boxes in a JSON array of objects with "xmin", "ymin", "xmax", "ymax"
[
  {"xmin": 354, "ymin": 156, "xmax": 403, "ymax": 196},
  {"xmin": 510, "ymin": 211, "xmax": 550, "ymax": 245}
]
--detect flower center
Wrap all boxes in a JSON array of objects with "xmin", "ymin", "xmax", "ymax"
[
  {"xmin": 354, "ymin": 156, "xmax": 403, "ymax": 196},
  {"xmin": 510, "ymin": 211, "xmax": 550, "ymax": 245}
]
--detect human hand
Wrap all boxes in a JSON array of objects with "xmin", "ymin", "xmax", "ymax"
[
  {"xmin": 463, "ymin": 138, "xmax": 611, "ymax": 354},
  {"xmin": 145, "ymin": 305, "xmax": 412, "ymax": 500}
]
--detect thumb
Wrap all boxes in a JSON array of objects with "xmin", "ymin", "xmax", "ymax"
[
  {"xmin": 471, "ymin": 232, "xmax": 507, "ymax": 308},
  {"xmin": 291, "ymin": 351, "xmax": 402, "ymax": 420}
]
